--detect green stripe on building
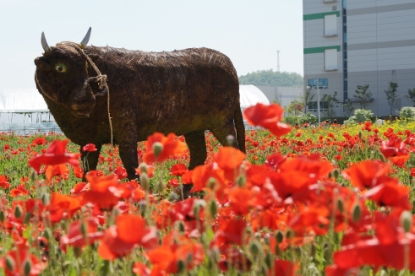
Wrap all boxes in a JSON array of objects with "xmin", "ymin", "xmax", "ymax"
[
  {"xmin": 304, "ymin": 46, "xmax": 341, "ymax": 54},
  {"xmin": 303, "ymin": 11, "xmax": 340, "ymax": 20}
]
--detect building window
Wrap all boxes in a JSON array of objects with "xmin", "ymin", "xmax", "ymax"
[
  {"xmin": 324, "ymin": 14, "xmax": 337, "ymax": 36},
  {"xmin": 324, "ymin": 49, "xmax": 338, "ymax": 71},
  {"xmin": 308, "ymin": 78, "xmax": 328, "ymax": 88},
  {"xmin": 307, "ymin": 101, "xmax": 328, "ymax": 111}
]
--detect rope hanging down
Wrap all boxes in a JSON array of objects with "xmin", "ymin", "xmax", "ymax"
[{"xmin": 63, "ymin": 42, "xmax": 114, "ymax": 147}]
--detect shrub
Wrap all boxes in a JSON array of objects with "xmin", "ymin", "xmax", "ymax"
[
  {"xmin": 399, "ymin": 107, "xmax": 415, "ymax": 120},
  {"xmin": 344, "ymin": 109, "xmax": 374, "ymax": 125},
  {"xmin": 284, "ymin": 112, "xmax": 318, "ymax": 126}
]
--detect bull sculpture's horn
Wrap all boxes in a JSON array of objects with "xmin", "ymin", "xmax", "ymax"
[
  {"xmin": 80, "ymin": 27, "xmax": 91, "ymax": 49},
  {"xmin": 41, "ymin": 32, "xmax": 51, "ymax": 53}
]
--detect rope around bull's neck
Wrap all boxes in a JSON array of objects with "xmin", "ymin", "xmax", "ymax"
[{"xmin": 63, "ymin": 42, "xmax": 114, "ymax": 148}]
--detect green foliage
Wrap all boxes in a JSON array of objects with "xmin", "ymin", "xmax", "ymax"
[
  {"xmin": 399, "ymin": 107, "xmax": 415, "ymax": 120},
  {"xmin": 322, "ymin": 92, "xmax": 340, "ymax": 119},
  {"xmin": 284, "ymin": 112, "xmax": 318, "ymax": 125},
  {"xmin": 301, "ymin": 89, "xmax": 315, "ymax": 114},
  {"xmin": 344, "ymin": 109, "xmax": 374, "ymax": 125},
  {"xmin": 384, "ymin": 82, "xmax": 399, "ymax": 115},
  {"xmin": 353, "ymin": 85, "xmax": 372, "ymax": 109},
  {"xmin": 343, "ymin": 98, "xmax": 355, "ymax": 117},
  {"xmin": 286, "ymin": 99, "xmax": 304, "ymax": 116},
  {"xmin": 238, "ymin": 69, "xmax": 303, "ymax": 87},
  {"xmin": 406, "ymin": 88, "xmax": 415, "ymax": 106}
]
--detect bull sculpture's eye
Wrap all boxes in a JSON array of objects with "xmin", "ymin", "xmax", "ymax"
[{"xmin": 55, "ymin": 63, "xmax": 67, "ymax": 73}]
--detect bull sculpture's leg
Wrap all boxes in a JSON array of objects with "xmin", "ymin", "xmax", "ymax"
[
  {"xmin": 170, "ymin": 130, "xmax": 207, "ymax": 200},
  {"xmin": 80, "ymin": 144, "xmax": 102, "ymax": 181},
  {"xmin": 210, "ymin": 121, "xmax": 240, "ymax": 149},
  {"xmin": 118, "ymin": 143, "xmax": 139, "ymax": 180}
]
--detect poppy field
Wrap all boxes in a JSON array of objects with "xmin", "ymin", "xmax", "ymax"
[{"xmin": 1, "ymin": 103, "xmax": 415, "ymax": 275}]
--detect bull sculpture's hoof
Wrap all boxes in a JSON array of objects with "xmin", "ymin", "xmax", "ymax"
[{"xmin": 169, "ymin": 184, "xmax": 193, "ymax": 202}]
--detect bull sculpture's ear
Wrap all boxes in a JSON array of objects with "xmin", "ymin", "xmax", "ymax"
[
  {"xmin": 80, "ymin": 27, "xmax": 92, "ymax": 49},
  {"xmin": 41, "ymin": 32, "xmax": 51, "ymax": 53}
]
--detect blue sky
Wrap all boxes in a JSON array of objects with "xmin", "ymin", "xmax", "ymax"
[{"xmin": 0, "ymin": 0, "xmax": 303, "ymax": 91}]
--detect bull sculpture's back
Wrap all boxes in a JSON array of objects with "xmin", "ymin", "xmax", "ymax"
[{"xmin": 34, "ymin": 28, "xmax": 245, "ymax": 197}]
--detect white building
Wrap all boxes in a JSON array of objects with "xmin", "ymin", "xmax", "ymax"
[{"xmin": 303, "ymin": 0, "xmax": 415, "ymax": 117}]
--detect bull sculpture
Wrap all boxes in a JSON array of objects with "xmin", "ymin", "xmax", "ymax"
[{"xmin": 34, "ymin": 28, "xmax": 245, "ymax": 196}]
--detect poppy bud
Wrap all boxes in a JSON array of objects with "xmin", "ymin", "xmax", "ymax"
[
  {"xmin": 285, "ymin": 229, "xmax": 293, "ymax": 240},
  {"xmin": 139, "ymin": 163, "xmax": 148, "ymax": 174},
  {"xmin": 30, "ymin": 170, "xmax": 38, "ymax": 182},
  {"xmin": 23, "ymin": 258, "xmax": 32, "ymax": 276},
  {"xmin": 193, "ymin": 204, "xmax": 200, "ymax": 219},
  {"xmin": 400, "ymin": 210, "xmax": 412, "ymax": 233},
  {"xmin": 80, "ymin": 221, "xmax": 88, "ymax": 239},
  {"xmin": 177, "ymin": 221, "xmax": 185, "ymax": 233},
  {"xmin": 226, "ymin": 135, "xmax": 235, "ymax": 146},
  {"xmin": 5, "ymin": 255, "xmax": 15, "ymax": 272},
  {"xmin": 236, "ymin": 175, "xmax": 246, "ymax": 187},
  {"xmin": 14, "ymin": 205, "xmax": 22, "ymax": 219},
  {"xmin": 358, "ymin": 131, "xmax": 362, "ymax": 140},
  {"xmin": 351, "ymin": 203, "xmax": 362, "ymax": 222},
  {"xmin": 207, "ymin": 177, "xmax": 216, "ymax": 189},
  {"xmin": 264, "ymin": 253, "xmax": 272, "ymax": 268},
  {"xmin": 249, "ymin": 241, "xmax": 260, "ymax": 256},
  {"xmin": 209, "ymin": 200, "xmax": 217, "ymax": 218},
  {"xmin": 44, "ymin": 228, "xmax": 52, "ymax": 241},
  {"xmin": 337, "ymin": 198, "xmax": 344, "ymax": 212},
  {"xmin": 0, "ymin": 210, "xmax": 5, "ymax": 223},
  {"xmin": 275, "ymin": 230, "xmax": 284, "ymax": 243},
  {"xmin": 370, "ymin": 150, "xmax": 375, "ymax": 159},
  {"xmin": 157, "ymin": 180, "xmax": 165, "ymax": 193},
  {"xmin": 23, "ymin": 213, "xmax": 31, "ymax": 225},
  {"xmin": 140, "ymin": 172, "xmax": 150, "ymax": 191},
  {"xmin": 379, "ymin": 152, "xmax": 386, "ymax": 163},
  {"xmin": 42, "ymin": 193, "xmax": 50, "ymax": 205},
  {"xmin": 177, "ymin": 259, "xmax": 185, "ymax": 273},
  {"xmin": 333, "ymin": 169, "xmax": 339, "ymax": 179},
  {"xmin": 152, "ymin": 142, "xmax": 164, "ymax": 159}
]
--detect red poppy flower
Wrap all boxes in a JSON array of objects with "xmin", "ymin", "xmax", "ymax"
[
  {"xmin": 45, "ymin": 164, "xmax": 69, "ymax": 181},
  {"xmin": 364, "ymin": 177, "xmax": 411, "ymax": 209},
  {"xmin": 269, "ymin": 259, "xmax": 299, "ymax": 276},
  {"xmin": 170, "ymin": 163, "xmax": 188, "ymax": 176},
  {"xmin": 147, "ymin": 233, "xmax": 205, "ymax": 274},
  {"xmin": 132, "ymin": 262, "xmax": 151, "ymax": 276},
  {"xmin": 0, "ymin": 175, "xmax": 10, "ymax": 189},
  {"xmin": 10, "ymin": 184, "xmax": 29, "ymax": 198},
  {"xmin": 243, "ymin": 103, "xmax": 291, "ymax": 137},
  {"xmin": 32, "ymin": 137, "xmax": 47, "ymax": 146},
  {"xmin": 82, "ymin": 143, "xmax": 97, "ymax": 152},
  {"xmin": 28, "ymin": 140, "xmax": 79, "ymax": 172},
  {"xmin": 0, "ymin": 244, "xmax": 47, "ymax": 276},
  {"xmin": 98, "ymin": 214, "xmax": 158, "ymax": 260},
  {"xmin": 342, "ymin": 160, "xmax": 390, "ymax": 190},
  {"xmin": 60, "ymin": 218, "xmax": 103, "ymax": 251},
  {"xmin": 214, "ymin": 147, "xmax": 246, "ymax": 181},
  {"xmin": 49, "ymin": 192, "xmax": 82, "ymax": 223},
  {"xmin": 114, "ymin": 166, "xmax": 127, "ymax": 179},
  {"xmin": 190, "ymin": 163, "xmax": 226, "ymax": 193},
  {"xmin": 143, "ymin": 132, "xmax": 188, "ymax": 164},
  {"xmin": 229, "ymin": 186, "xmax": 258, "ymax": 215}
]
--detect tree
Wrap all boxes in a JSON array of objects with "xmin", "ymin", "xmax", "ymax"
[
  {"xmin": 286, "ymin": 99, "xmax": 304, "ymax": 116},
  {"xmin": 300, "ymin": 88, "xmax": 315, "ymax": 114},
  {"xmin": 343, "ymin": 98, "xmax": 355, "ymax": 117},
  {"xmin": 384, "ymin": 82, "xmax": 399, "ymax": 115},
  {"xmin": 353, "ymin": 85, "xmax": 372, "ymax": 109},
  {"xmin": 406, "ymin": 88, "xmax": 415, "ymax": 106},
  {"xmin": 322, "ymin": 91, "xmax": 340, "ymax": 119},
  {"xmin": 238, "ymin": 69, "xmax": 303, "ymax": 87}
]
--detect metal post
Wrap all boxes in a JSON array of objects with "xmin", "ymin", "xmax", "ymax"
[{"xmin": 317, "ymin": 79, "xmax": 321, "ymax": 124}]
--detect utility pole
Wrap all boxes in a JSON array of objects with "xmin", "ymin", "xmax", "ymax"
[{"xmin": 277, "ymin": 50, "xmax": 280, "ymax": 72}]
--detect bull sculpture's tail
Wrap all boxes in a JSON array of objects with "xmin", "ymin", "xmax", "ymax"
[{"xmin": 234, "ymin": 103, "xmax": 246, "ymax": 153}]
